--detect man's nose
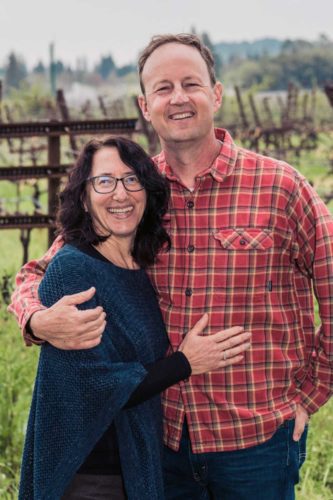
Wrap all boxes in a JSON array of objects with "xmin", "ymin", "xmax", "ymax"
[{"xmin": 170, "ymin": 87, "xmax": 190, "ymax": 105}]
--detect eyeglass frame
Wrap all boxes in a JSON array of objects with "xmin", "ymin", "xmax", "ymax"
[{"xmin": 87, "ymin": 173, "xmax": 145, "ymax": 194}]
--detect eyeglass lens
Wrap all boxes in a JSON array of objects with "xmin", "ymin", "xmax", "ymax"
[{"xmin": 93, "ymin": 174, "xmax": 143, "ymax": 192}]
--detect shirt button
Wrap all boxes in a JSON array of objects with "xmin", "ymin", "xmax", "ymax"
[
  {"xmin": 185, "ymin": 288, "xmax": 192, "ymax": 297},
  {"xmin": 187, "ymin": 245, "xmax": 195, "ymax": 253},
  {"xmin": 187, "ymin": 201, "xmax": 194, "ymax": 209},
  {"xmin": 239, "ymin": 239, "xmax": 247, "ymax": 245}
]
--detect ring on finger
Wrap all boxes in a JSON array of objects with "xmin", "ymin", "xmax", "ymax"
[{"xmin": 223, "ymin": 350, "xmax": 227, "ymax": 361}]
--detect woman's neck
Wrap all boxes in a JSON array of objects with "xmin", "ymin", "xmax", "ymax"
[{"xmin": 94, "ymin": 237, "xmax": 139, "ymax": 270}]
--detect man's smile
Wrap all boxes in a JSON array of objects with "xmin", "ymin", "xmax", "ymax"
[{"xmin": 168, "ymin": 111, "xmax": 195, "ymax": 120}]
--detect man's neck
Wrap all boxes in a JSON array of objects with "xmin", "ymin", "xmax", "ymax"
[{"xmin": 161, "ymin": 134, "xmax": 221, "ymax": 190}]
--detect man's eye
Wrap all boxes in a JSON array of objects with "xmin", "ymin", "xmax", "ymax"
[
  {"xmin": 156, "ymin": 86, "xmax": 171, "ymax": 94},
  {"xmin": 185, "ymin": 82, "xmax": 200, "ymax": 89}
]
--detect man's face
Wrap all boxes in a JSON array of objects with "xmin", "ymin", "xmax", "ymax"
[{"xmin": 138, "ymin": 43, "xmax": 223, "ymax": 148}]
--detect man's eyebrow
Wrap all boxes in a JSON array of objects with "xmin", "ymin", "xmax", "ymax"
[
  {"xmin": 183, "ymin": 75, "xmax": 206, "ymax": 83},
  {"xmin": 152, "ymin": 79, "xmax": 171, "ymax": 88}
]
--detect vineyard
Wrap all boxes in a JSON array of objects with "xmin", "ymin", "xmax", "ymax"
[{"xmin": 0, "ymin": 82, "xmax": 333, "ymax": 498}]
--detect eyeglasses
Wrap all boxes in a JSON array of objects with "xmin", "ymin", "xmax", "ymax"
[{"xmin": 87, "ymin": 174, "xmax": 144, "ymax": 194}]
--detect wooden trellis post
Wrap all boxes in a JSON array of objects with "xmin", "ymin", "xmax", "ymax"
[{"xmin": 48, "ymin": 132, "xmax": 61, "ymax": 245}]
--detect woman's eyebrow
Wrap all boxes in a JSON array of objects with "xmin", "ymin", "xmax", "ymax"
[{"xmin": 96, "ymin": 171, "xmax": 134, "ymax": 176}]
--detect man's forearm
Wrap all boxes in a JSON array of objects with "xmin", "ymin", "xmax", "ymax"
[{"xmin": 8, "ymin": 235, "xmax": 64, "ymax": 345}]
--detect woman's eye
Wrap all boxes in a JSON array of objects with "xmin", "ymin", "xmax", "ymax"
[
  {"xmin": 99, "ymin": 177, "xmax": 112, "ymax": 185},
  {"xmin": 125, "ymin": 175, "xmax": 139, "ymax": 184}
]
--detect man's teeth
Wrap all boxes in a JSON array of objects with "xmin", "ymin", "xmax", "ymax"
[
  {"xmin": 108, "ymin": 207, "xmax": 133, "ymax": 214},
  {"xmin": 171, "ymin": 112, "xmax": 193, "ymax": 120}
]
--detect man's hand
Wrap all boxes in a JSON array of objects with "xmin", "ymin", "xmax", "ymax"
[
  {"xmin": 293, "ymin": 404, "xmax": 309, "ymax": 441},
  {"xmin": 29, "ymin": 287, "xmax": 106, "ymax": 350}
]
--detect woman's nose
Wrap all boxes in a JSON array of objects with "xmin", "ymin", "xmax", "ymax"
[{"xmin": 112, "ymin": 180, "xmax": 128, "ymax": 200}]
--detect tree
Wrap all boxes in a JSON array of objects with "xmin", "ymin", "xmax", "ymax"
[
  {"xmin": 116, "ymin": 64, "xmax": 136, "ymax": 77},
  {"xmin": 95, "ymin": 55, "xmax": 116, "ymax": 80},
  {"xmin": 55, "ymin": 60, "xmax": 65, "ymax": 74},
  {"xmin": 201, "ymin": 32, "xmax": 223, "ymax": 76},
  {"xmin": 281, "ymin": 39, "xmax": 312, "ymax": 54},
  {"xmin": 5, "ymin": 52, "xmax": 27, "ymax": 88},
  {"xmin": 33, "ymin": 61, "xmax": 46, "ymax": 74}
]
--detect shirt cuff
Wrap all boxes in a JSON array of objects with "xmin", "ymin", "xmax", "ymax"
[
  {"xmin": 299, "ymin": 378, "xmax": 332, "ymax": 415},
  {"xmin": 21, "ymin": 305, "xmax": 47, "ymax": 346}
]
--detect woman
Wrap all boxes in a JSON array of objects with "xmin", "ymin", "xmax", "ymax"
[{"xmin": 19, "ymin": 137, "xmax": 250, "ymax": 500}]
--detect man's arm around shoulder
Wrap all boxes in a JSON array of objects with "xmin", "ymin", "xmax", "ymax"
[{"xmin": 8, "ymin": 236, "xmax": 105, "ymax": 349}]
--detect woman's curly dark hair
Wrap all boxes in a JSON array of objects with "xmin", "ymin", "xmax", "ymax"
[{"xmin": 57, "ymin": 136, "xmax": 170, "ymax": 268}]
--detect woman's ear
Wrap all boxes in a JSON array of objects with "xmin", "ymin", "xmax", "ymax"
[{"xmin": 81, "ymin": 193, "xmax": 88, "ymax": 213}]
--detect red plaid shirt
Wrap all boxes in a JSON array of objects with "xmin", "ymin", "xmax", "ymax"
[{"xmin": 9, "ymin": 129, "xmax": 333, "ymax": 452}]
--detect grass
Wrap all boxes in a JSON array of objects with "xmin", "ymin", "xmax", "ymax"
[{"xmin": 0, "ymin": 307, "xmax": 38, "ymax": 498}]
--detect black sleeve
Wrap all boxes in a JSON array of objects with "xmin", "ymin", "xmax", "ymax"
[{"xmin": 124, "ymin": 351, "xmax": 191, "ymax": 409}]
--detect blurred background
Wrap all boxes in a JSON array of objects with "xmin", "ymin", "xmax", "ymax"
[{"xmin": 0, "ymin": 0, "xmax": 332, "ymax": 498}]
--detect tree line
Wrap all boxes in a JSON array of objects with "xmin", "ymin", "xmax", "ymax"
[
  {"xmin": 0, "ymin": 52, "xmax": 136, "ymax": 93},
  {"xmin": 0, "ymin": 33, "xmax": 332, "ymax": 93},
  {"xmin": 221, "ymin": 34, "xmax": 333, "ymax": 90}
]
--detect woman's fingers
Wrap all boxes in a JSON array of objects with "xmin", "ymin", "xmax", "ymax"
[
  {"xmin": 223, "ymin": 331, "xmax": 251, "ymax": 349},
  {"xmin": 222, "ymin": 340, "xmax": 251, "ymax": 360}
]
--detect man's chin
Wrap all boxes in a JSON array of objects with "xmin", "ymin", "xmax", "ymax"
[{"xmin": 163, "ymin": 131, "xmax": 199, "ymax": 144}]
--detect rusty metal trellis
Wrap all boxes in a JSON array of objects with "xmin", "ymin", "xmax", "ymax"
[
  {"xmin": 0, "ymin": 117, "xmax": 137, "ymax": 263},
  {"xmin": 0, "ymin": 118, "xmax": 137, "ymax": 138}
]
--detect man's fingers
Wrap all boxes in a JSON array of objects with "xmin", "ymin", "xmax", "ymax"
[
  {"xmin": 43, "ymin": 307, "xmax": 106, "ymax": 340},
  {"xmin": 293, "ymin": 405, "xmax": 309, "ymax": 441},
  {"xmin": 51, "ymin": 336, "xmax": 103, "ymax": 350},
  {"xmin": 49, "ymin": 314, "xmax": 106, "ymax": 339},
  {"xmin": 58, "ymin": 287, "xmax": 96, "ymax": 306},
  {"xmin": 74, "ymin": 307, "xmax": 105, "ymax": 324},
  {"xmin": 293, "ymin": 419, "xmax": 305, "ymax": 442},
  {"xmin": 75, "ymin": 322, "xmax": 106, "ymax": 341}
]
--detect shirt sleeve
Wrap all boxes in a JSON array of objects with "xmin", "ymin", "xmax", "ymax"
[
  {"xmin": 287, "ymin": 175, "xmax": 333, "ymax": 414},
  {"xmin": 7, "ymin": 235, "xmax": 64, "ymax": 345},
  {"xmin": 124, "ymin": 351, "xmax": 191, "ymax": 408}
]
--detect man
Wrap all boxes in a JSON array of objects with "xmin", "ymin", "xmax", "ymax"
[{"xmin": 10, "ymin": 34, "xmax": 332, "ymax": 499}]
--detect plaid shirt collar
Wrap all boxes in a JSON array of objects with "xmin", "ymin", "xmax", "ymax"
[{"xmin": 153, "ymin": 128, "xmax": 239, "ymax": 183}]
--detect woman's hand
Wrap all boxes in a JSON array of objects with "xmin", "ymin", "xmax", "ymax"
[{"xmin": 178, "ymin": 314, "xmax": 251, "ymax": 375}]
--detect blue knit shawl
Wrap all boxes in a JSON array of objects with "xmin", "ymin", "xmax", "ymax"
[{"xmin": 19, "ymin": 244, "xmax": 168, "ymax": 499}]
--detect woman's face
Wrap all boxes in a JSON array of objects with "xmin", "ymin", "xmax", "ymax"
[{"xmin": 84, "ymin": 147, "xmax": 147, "ymax": 244}]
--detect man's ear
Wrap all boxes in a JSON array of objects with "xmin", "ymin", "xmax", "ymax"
[
  {"xmin": 138, "ymin": 95, "xmax": 151, "ymax": 122},
  {"xmin": 213, "ymin": 82, "xmax": 223, "ymax": 113}
]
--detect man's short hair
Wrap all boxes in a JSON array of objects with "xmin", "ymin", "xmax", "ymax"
[{"xmin": 138, "ymin": 33, "xmax": 217, "ymax": 94}]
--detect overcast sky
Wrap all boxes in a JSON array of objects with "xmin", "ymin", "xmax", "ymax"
[{"xmin": 1, "ymin": 0, "xmax": 332, "ymax": 69}]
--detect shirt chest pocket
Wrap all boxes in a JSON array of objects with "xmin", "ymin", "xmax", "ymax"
[
  {"xmin": 213, "ymin": 228, "xmax": 273, "ymax": 251},
  {"xmin": 211, "ymin": 228, "xmax": 274, "ymax": 304}
]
